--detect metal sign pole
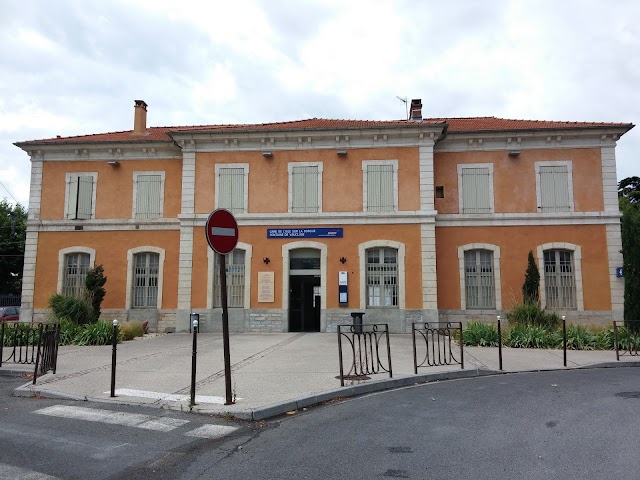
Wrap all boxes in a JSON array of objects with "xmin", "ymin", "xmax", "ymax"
[{"xmin": 219, "ymin": 252, "xmax": 233, "ymax": 405}]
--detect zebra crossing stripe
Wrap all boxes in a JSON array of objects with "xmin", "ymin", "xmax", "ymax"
[
  {"xmin": 106, "ymin": 388, "xmax": 240, "ymax": 404},
  {"xmin": 34, "ymin": 406, "xmax": 189, "ymax": 432},
  {"xmin": 0, "ymin": 462, "xmax": 61, "ymax": 479},
  {"xmin": 33, "ymin": 406, "xmax": 239, "ymax": 439},
  {"xmin": 184, "ymin": 424, "xmax": 238, "ymax": 439}
]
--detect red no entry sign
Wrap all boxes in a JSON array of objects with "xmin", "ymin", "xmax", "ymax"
[{"xmin": 205, "ymin": 209, "xmax": 238, "ymax": 255}]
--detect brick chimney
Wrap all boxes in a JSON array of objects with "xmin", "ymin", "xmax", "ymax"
[
  {"xmin": 133, "ymin": 100, "xmax": 148, "ymax": 134},
  {"xmin": 410, "ymin": 99, "xmax": 422, "ymax": 121}
]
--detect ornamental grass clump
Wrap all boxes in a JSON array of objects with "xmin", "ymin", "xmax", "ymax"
[
  {"xmin": 506, "ymin": 302, "xmax": 560, "ymax": 329},
  {"xmin": 462, "ymin": 321, "xmax": 500, "ymax": 347},
  {"xmin": 118, "ymin": 321, "xmax": 145, "ymax": 341}
]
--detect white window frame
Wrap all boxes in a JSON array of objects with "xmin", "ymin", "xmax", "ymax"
[
  {"xmin": 535, "ymin": 161, "xmax": 574, "ymax": 213},
  {"xmin": 207, "ymin": 242, "xmax": 252, "ymax": 309},
  {"xmin": 132, "ymin": 171, "xmax": 165, "ymax": 219},
  {"xmin": 358, "ymin": 240, "xmax": 405, "ymax": 309},
  {"xmin": 287, "ymin": 162, "xmax": 323, "ymax": 213},
  {"xmin": 362, "ymin": 160, "xmax": 399, "ymax": 212},
  {"xmin": 64, "ymin": 172, "xmax": 98, "ymax": 220},
  {"xmin": 125, "ymin": 246, "xmax": 165, "ymax": 309},
  {"xmin": 458, "ymin": 243, "xmax": 502, "ymax": 310},
  {"xmin": 57, "ymin": 246, "xmax": 96, "ymax": 294},
  {"xmin": 537, "ymin": 242, "xmax": 583, "ymax": 311},
  {"xmin": 215, "ymin": 163, "xmax": 249, "ymax": 213},
  {"xmin": 457, "ymin": 163, "xmax": 495, "ymax": 214}
]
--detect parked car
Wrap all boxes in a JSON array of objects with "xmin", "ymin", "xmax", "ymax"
[{"xmin": 0, "ymin": 306, "xmax": 20, "ymax": 321}]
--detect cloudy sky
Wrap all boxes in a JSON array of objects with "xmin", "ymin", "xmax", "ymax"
[{"xmin": 1, "ymin": 0, "xmax": 638, "ymax": 207}]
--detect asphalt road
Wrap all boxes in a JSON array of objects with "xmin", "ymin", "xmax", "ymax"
[{"xmin": 1, "ymin": 367, "xmax": 639, "ymax": 479}]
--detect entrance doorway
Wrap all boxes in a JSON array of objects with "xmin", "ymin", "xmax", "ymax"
[{"xmin": 288, "ymin": 248, "xmax": 321, "ymax": 332}]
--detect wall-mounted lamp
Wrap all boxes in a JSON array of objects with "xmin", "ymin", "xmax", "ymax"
[
  {"xmin": 508, "ymin": 150, "xmax": 521, "ymax": 158},
  {"xmin": 263, "ymin": 257, "xmax": 270, "ymax": 264},
  {"xmin": 262, "ymin": 151, "xmax": 273, "ymax": 158},
  {"xmin": 339, "ymin": 257, "xmax": 347, "ymax": 264},
  {"xmin": 107, "ymin": 160, "xmax": 120, "ymax": 166},
  {"xmin": 336, "ymin": 150, "xmax": 348, "ymax": 157}
]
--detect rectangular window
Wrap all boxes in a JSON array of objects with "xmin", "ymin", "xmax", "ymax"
[
  {"xmin": 460, "ymin": 166, "xmax": 492, "ymax": 214},
  {"xmin": 62, "ymin": 253, "xmax": 90, "ymax": 297},
  {"xmin": 366, "ymin": 248, "xmax": 398, "ymax": 308},
  {"xmin": 66, "ymin": 174, "xmax": 96, "ymax": 220},
  {"xmin": 213, "ymin": 250, "xmax": 246, "ymax": 308},
  {"xmin": 538, "ymin": 164, "xmax": 571, "ymax": 212},
  {"xmin": 544, "ymin": 249, "xmax": 576, "ymax": 309},
  {"xmin": 218, "ymin": 167, "xmax": 246, "ymax": 213},
  {"xmin": 133, "ymin": 253, "xmax": 159, "ymax": 308},
  {"xmin": 464, "ymin": 250, "xmax": 495, "ymax": 309},
  {"xmin": 134, "ymin": 173, "xmax": 164, "ymax": 218},
  {"xmin": 291, "ymin": 165, "xmax": 320, "ymax": 213}
]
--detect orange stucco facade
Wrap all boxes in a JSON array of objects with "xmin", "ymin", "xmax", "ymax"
[{"xmin": 16, "ymin": 103, "xmax": 630, "ymax": 332}]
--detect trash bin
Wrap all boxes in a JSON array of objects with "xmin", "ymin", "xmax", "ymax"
[{"xmin": 350, "ymin": 312, "xmax": 365, "ymax": 334}]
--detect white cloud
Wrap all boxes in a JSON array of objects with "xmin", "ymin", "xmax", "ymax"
[{"xmin": 0, "ymin": 0, "xmax": 639, "ymax": 207}]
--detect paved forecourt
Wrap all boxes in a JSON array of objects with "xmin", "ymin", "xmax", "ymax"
[{"xmin": 6, "ymin": 332, "xmax": 639, "ymax": 420}]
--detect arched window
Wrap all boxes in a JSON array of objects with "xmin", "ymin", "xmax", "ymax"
[
  {"xmin": 543, "ymin": 249, "xmax": 576, "ymax": 309},
  {"xmin": 458, "ymin": 243, "xmax": 501, "ymax": 310},
  {"xmin": 213, "ymin": 249, "xmax": 246, "ymax": 308},
  {"xmin": 132, "ymin": 252, "xmax": 160, "ymax": 308},
  {"xmin": 57, "ymin": 246, "xmax": 96, "ymax": 297}
]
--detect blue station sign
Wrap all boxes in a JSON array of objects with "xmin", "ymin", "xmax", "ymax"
[{"xmin": 267, "ymin": 228, "xmax": 343, "ymax": 239}]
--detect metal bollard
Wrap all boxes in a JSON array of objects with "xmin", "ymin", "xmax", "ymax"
[
  {"xmin": 562, "ymin": 316, "xmax": 567, "ymax": 367},
  {"xmin": 190, "ymin": 317, "xmax": 199, "ymax": 407},
  {"xmin": 110, "ymin": 319, "xmax": 118, "ymax": 398},
  {"xmin": 497, "ymin": 315, "xmax": 503, "ymax": 371}
]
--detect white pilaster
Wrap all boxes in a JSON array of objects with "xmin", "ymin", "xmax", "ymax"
[
  {"xmin": 177, "ymin": 150, "xmax": 196, "ymax": 313},
  {"xmin": 606, "ymin": 223, "xmax": 624, "ymax": 321},
  {"xmin": 420, "ymin": 222, "xmax": 438, "ymax": 315},
  {"xmin": 419, "ymin": 145, "xmax": 435, "ymax": 211},
  {"xmin": 601, "ymin": 146, "xmax": 619, "ymax": 213},
  {"xmin": 20, "ymin": 158, "xmax": 43, "ymax": 322}
]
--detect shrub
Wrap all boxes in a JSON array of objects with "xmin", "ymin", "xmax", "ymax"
[
  {"xmin": 58, "ymin": 319, "xmax": 82, "ymax": 346},
  {"xmin": 462, "ymin": 322, "xmax": 500, "ymax": 346},
  {"xmin": 49, "ymin": 293, "xmax": 94, "ymax": 325},
  {"xmin": 563, "ymin": 325, "xmax": 597, "ymax": 350},
  {"xmin": 504, "ymin": 324, "xmax": 550, "ymax": 348},
  {"xmin": 506, "ymin": 302, "xmax": 560, "ymax": 329},
  {"xmin": 73, "ymin": 321, "xmax": 119, "ymax": 346},
  {"xmin": 119, "ymin": 321, "xmax": 145, "ymax": 341}
]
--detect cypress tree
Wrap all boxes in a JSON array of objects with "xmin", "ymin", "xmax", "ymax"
[
  {"xmin": 622, "ymin": 205, "xmax": 640, "ymax": 331},
  {"xmin": 522, "ymin": 250, "xmax": 540, "ymax": 305}
]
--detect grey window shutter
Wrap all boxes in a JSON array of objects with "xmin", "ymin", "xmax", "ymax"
[
  {"xmin": 367, "ymin": 165, "xmax": 394, "ymax": 211},
  {"xmin": 136, "ymin": 174, "xmax": 162, "ymax": 218},
  {"xmin": 540, "ymin": 166, "xmax": 570, "ymax": 212},
  {"xmin": 462, "ymin": 168, "xmax": 490, "ymax": 214},
  {"xmin": 219, "ymin": 168, "xmax": 244, "ymax": 213},
  {"xmin": 76, "ymin": 176, "xmax": 94, "ymax": 219},
  {"xmin": 67, "ymin": 176, "xmax": 79, "ymax": 219},
  {"xmin": 292, "ymin": 166, "xmax": 318, "ymax": 212}
]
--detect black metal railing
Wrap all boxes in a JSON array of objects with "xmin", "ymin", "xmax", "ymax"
[
  {"xmin": 337, "ymin": 323, "xmax": 392, "ymax": 387},
  {"xmin": 614, "ymin": 321, "xmax": 640, "ymax": 360},
  {"xmin": 0, "ymin": 294, "xmax": 20, "ymax": 307},
  {"xmin": 412, "ymin": 322, "xmax": 464, "ymax": 373},
  {"xmin": 0, "ymin": 322, "xmax": 60, "ymax": 383}
]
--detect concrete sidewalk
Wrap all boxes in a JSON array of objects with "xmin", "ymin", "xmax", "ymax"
[{"xmin": 4, "ymin": 332, "xmax": 639, "ymax": 420}]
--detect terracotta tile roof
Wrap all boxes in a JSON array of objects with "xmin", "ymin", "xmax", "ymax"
[{"xmin": 15, "ymin": 117, "xmax": 633, "ymax": 146}]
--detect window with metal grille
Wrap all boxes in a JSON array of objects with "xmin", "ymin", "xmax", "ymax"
[
  {"xmin": 62, "ymin": 253, "xmax": 90, "ymax": 297},
  {"xmin": 218, "ymin": 167, "xmax": 246, "ymax": 213},
  {"xmin": 213, "ymin": 250, "xmax": 245, "ymax": 308},
  {"xmin": 366, "ymin": 164, "xmax": 395, "ymax": 212},
  {"xmin": 539, "ymin": 165, "xmax": 571, "ymax": 212},
  {"xmin": 461, "ymin": 167, "xmax": 491, "ymax": 213},
  {"xmin": 132, "ymin": 252, "xmax": 160, "ymax": 308},
  {"xmin": 543, "ymin": 249, "xmax": 576, "ymax": 309},
  {"xmin": 66, "ymin": 175, "xmax": 95, "ymax": 219},
  {"xmin": 291, "ymin": 165, "xmax": 319, "ymax": 213},
  {"xmin": 464, "ymin": 250, "xmax": 496, "ymax": 309},
  {"xmin": 134, "ymin": 174, "xmax": 163, "ymax": 218},
  {"xmin": 366, "ymin": 248, "xmax": 398, "ymax": 307}
]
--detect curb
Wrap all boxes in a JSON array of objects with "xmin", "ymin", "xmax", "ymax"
[{"xmin": 10, "ymin": 361, "xmax": 640, "ymax": 421}]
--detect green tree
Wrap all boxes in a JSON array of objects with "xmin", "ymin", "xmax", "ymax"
[
  {"xmin": 619, "ymin": 177, "xmax": 640, "ymax": 332},
  {"xmin": 522, "ymin": 250, "xmax": 540, "ymax": 305},
  {"xmin": 85, "ymin": 265, "xmax": 107, "ymax": 322},
  {"xmin": 0, "ymin": 200, "xmax": 27, "ymax": 295}
]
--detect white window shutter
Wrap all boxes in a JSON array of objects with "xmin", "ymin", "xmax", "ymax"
[
  {"xmin": 540, "ymin": 166, "xmax": 570, "ymax": 212},
  {"xmin": 291, "ymin": 166, "xmax": 318, "ymax": 213},
  {"xmin": 219, "ymin": 168, "xmax": 244, "ymax": 213},
  {"xmin": 367, "ymin": 164, "xmax": 394, "ymax": 212},
  {"xmin": 136, "ymin": 174, "xmax": 162, "ymax": 218}
]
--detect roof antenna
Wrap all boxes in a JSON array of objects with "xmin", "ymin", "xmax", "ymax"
[{"xmin": 396, "ymin": 96, "xmax": 408, "ymax": 120}]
